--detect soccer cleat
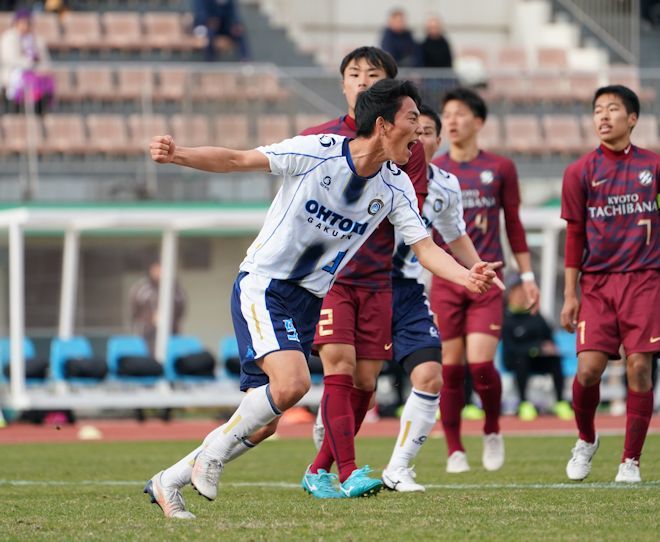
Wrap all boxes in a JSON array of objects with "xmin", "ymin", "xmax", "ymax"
[
  {"xmin": 143, "ymin": 471, "xmax": 196, "ymax": 519},
  {"xmin": 301, "ymin": 466, "xmax": 344, "ymax": 499},
  {"xmin": 553, "ymin": 400, "xmax": 574, "ymax": 421},
  {"xmin": 339, "ymin": 466, "xmax": 383, "ymax": 498},
  {"xmin": 566, "ymin": 435, "xmax": 600, "ymax": 481},
  {"xmin": 446, "ymin": 451, "xmax": 470, "ymax": 473},
  {"xmin": 482, "ymin": 433, "xmax": 505, "ymax": 471},
  {"xmin": 461, "ymin": 404, "xmax": 485, "ymax": 421},
  {"xmin": 518, "ymin": 401, "xmax": 538, "ymax": 422},
  {"xmin": 615, "ymin": 458, "xmax": 641, "ymax": 483},
  {"xmin": 191, "ymin": 450, "xmax": 224, "ymax": 501},
  {"xmin": 382, "ymin": 465, "xmax": 425, "ymax": 492}
]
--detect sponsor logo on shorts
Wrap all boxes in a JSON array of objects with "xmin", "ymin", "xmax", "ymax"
[
  {"xmin": 368, "ymin": 199, "xmax": 384, "ymax": 215},
  {"xmin": 384, "ymin": 343, "xmax": 393, "ymax": 350},
  {"xmin": 650, "ymin": 336, "xmax": 660, "ymax": 344},
  {"xmin": 283, "ymin": 318, "xmax": 300, "ymax": 342},
  {"xmin": 489, "ymin": 324, "xmax": 501, "ymax": 331},
  {"xmin": 429, "ymin": 326, "xmax": 439, "ymax": 338},
  {"xmin": 639, "ymin": 170, "xmax": 653, "ymax": 186}
]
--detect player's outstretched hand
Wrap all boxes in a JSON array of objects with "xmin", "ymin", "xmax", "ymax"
[
  {"xmin": 484, "ymin": 261, "xmax": 505, "ymax": 290},
  {"xmin": 150, "ymin": 135, "xmax": 175, "ymax": 164},
  {"xmin": 465, "ymin": 262, "xmax": 496, "ymax": 294},
  {"xmin": 560, "ymin": 295, "xmax": 580, "ymax": 333}
]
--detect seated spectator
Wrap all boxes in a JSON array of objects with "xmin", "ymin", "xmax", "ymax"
[
  {"xmin": 421, "ymin": 15, "xmax": 453, "ymax": 68},
  {"xmin": 502, "ymin": 272, "xmax": 573, "ymax": 421},
  {"xmin": 380, "ymin": 8, "xmax": 420, "ymax": 67},
  {"xmin": 193, "ymin": 0, "xmax": 250, "ymax": 61},
  {"xmin": 0, "ymin": 8, "xmax": 54, "ymax": 114}
]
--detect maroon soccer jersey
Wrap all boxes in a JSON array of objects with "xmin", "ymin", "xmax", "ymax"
[
  {"xmin": 431, "ymin": 150, "xmax": 528, "ymax": 264},
  {"xmin": 301, "ymin": 115, "xmax": 428, "ymax": 290},
  {"xmin": 561, "ymin": 144, "xmax": 660, "ymax": 273}
]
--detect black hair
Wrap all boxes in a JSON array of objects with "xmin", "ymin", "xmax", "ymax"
[
  {"xmin": 592, "ymin": 85, "xmax": 640, "ymax": 117},
  {"xmin": 355, "ymin": 79, "xmax": 421, "ymax": 137},
  {"xmin": 419, "ymin": 103, "xmax": 442, "ymax": 136},
  {"xmin": 340, "ymin": 46, "xmax": 398, "ymax": 80},
  {"xmin": 440, "ymin": 87, "xmax": 488, "ymax": 121}
]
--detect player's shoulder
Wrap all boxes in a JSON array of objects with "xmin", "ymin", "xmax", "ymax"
[
  {"xmin": 632, "ymin": 144, "xmax": 660, "ymax": 163},
  {"xmin": 299, "ymin": 117, "xmax": 345, "ymax": 136},
  {"xmin": 264, "ymin": 134, "xmax": 345, "ymax": 156},
  {"xmin": 480, "ymin": 150, "xmax": 516, "ymax": 171},
  {"xmin": 429, "ymin": 163, "xmax": 460, "ymax": 191},
  {"xmin": 565, "ymin": 148, "xmax": 598, "ymax": 176},
  {"xmin": 380, "ymin": 160, "xmax": 412, "ymax": 186}
]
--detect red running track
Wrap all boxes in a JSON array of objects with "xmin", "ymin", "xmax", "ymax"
[{"xmin": 1, "ymin": 414, "xmax": 658, "ymax": 444}]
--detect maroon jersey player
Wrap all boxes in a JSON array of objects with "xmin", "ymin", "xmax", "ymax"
[
  {"xmin": 561, "ymin": 85, "xmax": 659, "ymax": 483},
  {"xmin": 431, "ymin": 87, "xmax": 540, "ymax": 473}
]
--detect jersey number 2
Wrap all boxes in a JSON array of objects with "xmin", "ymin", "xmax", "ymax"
[{"xmin": 322, "ymin": 251, "xmax": 347, "ymax": 275}]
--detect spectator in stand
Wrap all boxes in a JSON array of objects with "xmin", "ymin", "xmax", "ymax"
[
  {"xmin": 0, "ymin": 8, "xmax": 54, "ymax": 114},
  {"xmin": 193, "ymin": 0, "xmax": 250, "ymax": 61},
  {"xmin": 380, "ymin": 8, "xmax": 420, "ymax": 67},
  {"xmin": 421, "ymin": 15, "xmax": 453, "ymax": 69}
]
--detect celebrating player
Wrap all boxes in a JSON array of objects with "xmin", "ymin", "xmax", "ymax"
[
  {"xmin": 561, "ymin": 85, "xmax": 659, "ymax": 483},
  {"xmin": 382, "ymin": 104, "xmax": 502, "ymax": 491},
  {"xmin": 143, "ymin": 79, "xmax": 497, "ymax": 518},
  {"xmin": 431, "ymin": 87, "xmax": 540, "ymax": 473}
]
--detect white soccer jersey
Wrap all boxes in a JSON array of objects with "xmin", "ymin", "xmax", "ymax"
[
  {"xmin": 393, "ymin": 163, "xmax": 466, "ymax": 282},
  {"xmin": 240, "ymin": 134, "xmax": 429, "ymax": 296}
]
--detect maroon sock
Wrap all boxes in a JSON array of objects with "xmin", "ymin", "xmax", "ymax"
[
  {"xmin": 310, "ymin": 374, "xmax": 356, "ymax": 481},
  {"xmin": 572, "ymin": 378, "xmax": 600, "ymax": 444},
  {"xmin": 623, "ymin": 388, "xmax": 654, "ymax": 462},
  {"xmin": 351, "ymin": 387, "xmax": 373, "ymax": 435},
  {"xmin": 469, "ymin": 361, "xmax": 502, "ymax": 435},
  {"xmin": 441, "ymin": 364, "xmax": 465, "ymax": 455}
]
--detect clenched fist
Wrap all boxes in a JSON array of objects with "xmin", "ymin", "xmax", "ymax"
[{"xmin": 150, "ymin": 135, "xmax": 176, "ymax": 163}]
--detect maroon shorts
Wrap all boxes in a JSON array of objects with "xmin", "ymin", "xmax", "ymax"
[
  {"xmin": 314, "ymin": 283, "xmax": 393, "ymax": 360},
  {"xmin": 429, "ymin": 276, "xmax": 504, "ymax": 341},
  {"xmin": 577, "ymin": 269, "xmax": 660, "ymax": 357}
]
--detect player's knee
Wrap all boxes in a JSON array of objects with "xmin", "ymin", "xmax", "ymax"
[
  {"xmin": 271, "ymin": 377, "xmax": 310, "ymax": 409},
  {"xmin": 353, "ymin": 373, "xmax": 377, "ymax": 392},
  {"xmin": 627, "ymin": 357, "xmax": 653, "ymax": 391},
  {"xmin": 577, "ymin": 365, "xmax": 601, "ymax": 387},
  {"xmin": 411, "ymin": 365, "xmax": 442, "ymax": 394}
]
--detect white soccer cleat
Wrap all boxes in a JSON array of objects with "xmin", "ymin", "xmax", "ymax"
[
  {"xmin": 143, "ymin": 471, "xmax": 196, "ymax": 519},
  {"xmin": 191, "ymin": 450, "xmax": 224, "ymax": 501},
  {"xmin": 312, "ymin": 408, "xmax": 325, "ymax": 451},
  {"xmin": 566, "ymin": 435, "xmax": 600, "ymax": 481},
  {"xmin": 615, "ymin": 458, "xmax": 641, "ymax": 483},
  {"xmin": 382, "ymin": 465, "xmax": 425, "ymax": 492},
  {"xmin": 446, "ymin": 451, "xmax": 470, "ymax": 473},
  {"xmin": 482, "ymin": 433, "xmax": 505, "ymax": 471}
]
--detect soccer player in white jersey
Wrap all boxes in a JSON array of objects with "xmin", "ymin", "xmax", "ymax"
[
  {"xmin": 382, "ymin": 104, "xmax": 501, "ymax": 492},
  {"xmin": 143, "ymin": 79, "xmax": 497, "ymax": 518}
]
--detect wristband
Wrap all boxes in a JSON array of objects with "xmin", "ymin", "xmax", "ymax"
[{"xmin": 520, "ymin": 271, "xmax": 535, "ymax": 282}]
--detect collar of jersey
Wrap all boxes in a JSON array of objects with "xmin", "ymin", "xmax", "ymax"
[
  {"xmin": 342, "ymin": 138, "xmax": 380, "ymax": 180},
  {"xmin": 343, "ymin": 115, "xmax": 357, "ymax": 131},
  {"xmin": 598, "ymin": 143, "xmax": 634, "ymax": 161}
]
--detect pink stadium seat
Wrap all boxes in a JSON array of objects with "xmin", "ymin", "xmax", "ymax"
[
  {"xmin": 75, "ymin": 67, "xmax": 116, "ymax": 101},
  {"xmin": 33, "ymin": 12, "xmax": 62, "ymax": 50},
  {"xmin": 496, "ymin": 46, "xmax": 528, "ymax": 71},
  {"xmin": 213, "ymin": 115, "xmax": 250, "ymax": 149},
  {"xmin": 632, "ymin": 117, "xmax": 659, "ymax": 151},
  {"xmin": 86, "ymin": 115, "xmax": 132, "ymax": 155},
  {"xmin": 101, "ymin": 12, "xmax": 143, "ymax": 52},
  {"xmin": 477, "ymin": 115, "xmax": 504, "ymax": 154},
  {"xmin": 485, "ymin": 73, "xmax": 530, "ymax": 103},
  {"xmin": 528, "ymin": 72, "xmax": 571, "ymax": 103},
  {"xmin": 116, "ymin": 68, "xmax": 155, "ymax": 101},
  {"xmin": 503, "ymin": 115, "xmax": 544, "ymax": 155},
  {"xmin": 170, "ymin": 114, "xmax": 212, "ymax": 147},
  {"xmin": 542, "ymin": 115, "xmax": 586, "ymax": 155},
  {"xmin": 257, "ymin": 115, "xmax": 294, "ymax": 144},
  {"xmin": 536, "ymin": 48, "xmax": 568, "ymax": 71},
  {"xmin": 1, "ymin": 115, "xmax": 43, "ymax": 154},
  {"xmin": 51, "ymin": 67, "xmax": 79, "ymax": 103},
  {"xmin": 60, "ymin": 12, "xmax": 102, "ymax": 51},
  {"xmin": 143, "ymin": 13, "xmax": 200, "ymax": 51},
  {"xmin": 569, "ymin": 72, "xmax": 601, "ymax": 103},
  {"xmin": 127, "ymin": 114, "xmax": 169, "ymax": 152},
  {"xmin": 42, "ymin": 115, "xmax": 88, "ymax": 155},
  {"xmin": 243, "ymin": 72, "xmax": 289, "ymax": 102},
  {"xmin": 608, "ymin": 65, "xmax": 657, "ymax": 103},
  {"xmin": 193, "ymin": 72, "xmax": 241, "ymax": 101},
  {"xmin": 154, "ymin": 68, "xmax": 190, "ymax": 102},
  {"xmin": 580, "ymin": 114, "xmax": 600, "ymax": 151}
]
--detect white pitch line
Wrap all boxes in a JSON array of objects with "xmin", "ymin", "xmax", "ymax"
[{"xmin": 1, "ymin": 480, "xmax": 659, "ymax": 490}]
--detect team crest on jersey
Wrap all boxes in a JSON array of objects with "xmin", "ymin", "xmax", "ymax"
[
  {"xmin": 319, "ymin": 135, "xmax": 336, "ymax": 147},
  {"xmin": 283, "ymin": 319, "xmax": 300, "ymax": 342},
  {"xmin": 320, "ymin": 176, "xmax": 332, "ymax": 190},
  {"xmin": 433, "ymin": 198, "xmax": 444, "ymax": 213},
  {"xmin": 480, "ymin": 170, "xmax": 494, "ymax": 184},
  {"xmin": 368, "ymin": 198, "xmax": 384, "ymax": 215},
  {"xmin": 638, "ymin": 170, "xmax": 653, "ymax": 186}
]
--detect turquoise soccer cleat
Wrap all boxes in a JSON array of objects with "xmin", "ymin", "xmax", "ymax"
[
  {"xmin": 301, "ymin": 466, "xmax": 345, "ymax": 499},
  {"xmin": 339, "ymin": 466, "xmax": 383, "ymax": 498}
]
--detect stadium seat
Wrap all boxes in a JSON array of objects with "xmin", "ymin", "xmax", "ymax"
[
  {"xmin": 154, "ymin": 67, "xmax": 190, "ymax": 102},
  {"xmin": 568, "ymin": 72, "xmax": 600, "ymax": 103},
  {"xmin": 243, "ymin": 72, "xmax": 289, "ymax": 102},
  {"xmin": 51, "ymin": 67, "xmax": 79, "ymax": 103},
  {"xmin": 580, "ymin": 114, "xmax": 601, "ymax": 151},
  {"xmin": 116, "ymin": 67, "xmax": 155, "ymax": 101},
  {"xmin": 86, "ymin": 115, "xmax": 132, "ymax": 155},
  {"xmin": 127, "ymin": 114, "xmax": 169, "ymax": 152},
  {"xmin": 608, "ymin": 64, "xmax": 657, "ymax": 103},
  {"xmin": 213, "ymin": 115, "xmax": 251, "ymax": 149},
  {"xmin": 101, "ymin": 12, "xmax": 143, "ymax": 52},
  {"xmin": 542, "ymin": 115, "xmax": 586, "ymax": 155},
  {"xmin": 106, "ymin": 335, "xmax": 162, "ymax": 384},
  {"xmin": 295, "ymin": 114, "xmax": 330, "ymax": 134},
  {"xmin": 528, "ymin": 72, "xmax": 571, "ymax": 103},
  {"xmin": 33, "ymin": 12, "xmax": 62, "ymax": 50},
  {"xmin": 476, "ymin": 114, "xmax": 504, "ymax": 154},
  {"xmin": 1, "ymin": 115, "xmax": 43, "ymax": 155},
  {"xmin": 495, "ymin": 46, "xmax": 528, "ymax": 71},
  {"xmin": 536, "ymin": 47, "xmax": 568, "ymax": 71},
  {"xmin": 257, "ymin": 114, "xmax": 294, "ymax": 144},
  {"xmin": 193, "ymin": 72, "xmax": 241, "ymax": 102},
  {"xmin": 165, "ymin": 335, "xmax": 216, "ymax": 382},
  {"xmin": 632, "ymin": 117, "xmax": 659, "ymax": 151},
  {"xmin": 503, "ymin": 115, "xmax": 545, "ymax": 155},
  {"xmin": 171, "ymin": 114, "xmax": 212, "ymax": 147},
  {"xmin": 60, "ymin": 12, "xmax": 103, "ymax": 51},
  {"xmin": 0, "ymin": 337, "xmax": 44, "ymax": 384},
  {"xmin": 41, "ymin": 115, "xmax": 88, "ymax": 156},
  {"xmin": 554, "ymin": 330, "xmax": 578, "ymax": 377},
  {"xmin": 143, "ymin": 12, "xmax": 199, "ymax": 52},
  {"xmin": 485, "ymin": 73, "xmax": 530, "ymax": 103},
  {"xmin": 75, "ymin": 67, "xmax": 116, "ymax": 102},
  {"xmin": 218, "ymin": 335, "xmax": 240, "ymax": 380},
  {"xmin": 50, "ymin": 336, "xmax": 106, "ymax": 383}
]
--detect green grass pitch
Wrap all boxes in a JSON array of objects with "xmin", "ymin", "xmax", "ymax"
[{"xmin": 1, "ymin": 434, "xmax": 659, "ymax": 541}]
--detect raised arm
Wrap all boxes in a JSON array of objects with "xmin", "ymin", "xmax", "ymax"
[
  {"xmin": 411, "ymin": 236, "xmax": 495, "ymax": 294},
  {"xmin": 150, "ymin": 135, "xmax": 270, "ymax": 173}
]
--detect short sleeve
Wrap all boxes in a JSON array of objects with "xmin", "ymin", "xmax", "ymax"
[
  {"xmin": 430, "ymin": 171, "xmax": 466, "ymax": 244},
  {"xmin": 256, "ymin": 135, "xmax": 339, "ymax": 177}
]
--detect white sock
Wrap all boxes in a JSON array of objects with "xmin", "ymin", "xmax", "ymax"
[
  {"xmin": 314, "ymin": 405, "xmax": 323, "ymax": 430},
  {"xmin": 203, "ymin": 384, "xmax": 281, "ymax": 463},
  {"xmin": 387, "ymin": 388, "xmax": 439, "ymax": 471}
]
